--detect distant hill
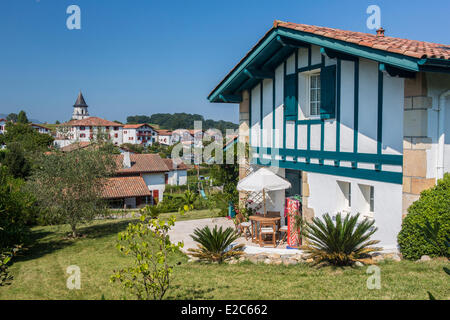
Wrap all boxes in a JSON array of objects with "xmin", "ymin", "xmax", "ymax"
[
  {"xmin": 0, "ymin": 113, "xmax": 41, "ymax": 123},
  {"xmin": 126, "ymin": 113, "xmax": 238, "ymax": 133}
]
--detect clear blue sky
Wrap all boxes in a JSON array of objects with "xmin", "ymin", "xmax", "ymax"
[{"xmin": 0, "ymin": 0, "xmax": 449, "ymax": 124}]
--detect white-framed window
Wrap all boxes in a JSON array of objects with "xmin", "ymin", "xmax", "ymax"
[
  {"xmin": 369, "ymin": 186, "xmax": 374, "ymax": 213},
  {"xmin": 358, "ymin": 184, "xmax": 375, "ymax": 217},
  {"xmin": 309, "ymin": 73, "xmax": 321, "ymax": 116},
  {"xmin": 337, "ymin": 181, "xmax": 351, "ymax": 212}
]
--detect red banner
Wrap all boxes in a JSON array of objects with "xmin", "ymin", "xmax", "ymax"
[{"xmin": 286, "ymin": 198, "xmax": 302, "ymax": 247}]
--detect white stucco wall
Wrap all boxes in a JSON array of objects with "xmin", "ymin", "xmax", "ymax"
[
  {"xmin": 425, "ymin": 73, "xmax": 450, "ymax": 179},
  {"xmin": 142, "ymin": 173, "xmax": 165, "ymax": 202},
  {"xmin": 307, "ymin": 172, "xmax": 402, "ymax": 250}
]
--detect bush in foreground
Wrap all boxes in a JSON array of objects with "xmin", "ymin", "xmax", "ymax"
[
  {"xmin": 111, "ymin": 214, "xmax": 183, "ymax": 300},
  {"xmin": 398, "ymin": 173, "xmax": 450, "ymax": 260}
]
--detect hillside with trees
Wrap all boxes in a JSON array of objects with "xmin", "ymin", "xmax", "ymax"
[{"xmin": 126, "ymin": 113, "xmax": 238, "ymax": 133}]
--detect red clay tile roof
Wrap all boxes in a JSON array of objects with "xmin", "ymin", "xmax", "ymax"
[
  {"xmin": 60, "ymin": 141, "xmax": 91, "ymax": 152},
  {"xmin": 123, "ymin": 123, "xmax": 155, "ymax": 129},
  {"xmin": 274, "ymin": 20, "xmax": 450, "ymax": 60},
  {"xmin": 30, "ymin": 123, "xmax": 51, "ymax": 130},
  {"xmin": 157, "ymin": 129, "xmax": 172, "ymax": 135},
  {"xmin": 65, "ymin": 117, "xmax": 123, "ymax": 127},
  {"xmin": 115, "ymin": 153, "xmax": 170, "ymax": 174},
  {"xmin": 162, "ymin": 158, "xmax": 188, "ymax": 171},
  {"xmin": 208, "ymin": 20, "xmax": 450, "ymax": 100},
  {"xmin": 102, "ymin": 176, "xmax": 151, "ymax": 199}
]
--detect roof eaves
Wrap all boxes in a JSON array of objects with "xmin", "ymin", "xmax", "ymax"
[{"xmin": 207, "ymin": 23, "xmax": 434, "ymax": 103}]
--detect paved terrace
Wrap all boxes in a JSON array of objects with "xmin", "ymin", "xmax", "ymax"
[{"xmin": 168, "ymin": 217, "xmax": 302, "ymax": 255}]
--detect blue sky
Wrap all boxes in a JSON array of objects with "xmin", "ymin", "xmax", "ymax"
[{"xmin": 0, "ymin": 0, "xmax": 449, "ymax": 124}]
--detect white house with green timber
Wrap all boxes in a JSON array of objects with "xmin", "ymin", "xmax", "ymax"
[{"xmin": 208, "ymin": 20, "xmax": 450, "ymax": 250}]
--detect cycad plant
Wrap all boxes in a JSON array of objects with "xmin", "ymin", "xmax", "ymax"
[
  {"xmin": 187, "ymin": 226, "xmax": 244, "ymax": 263},
  {"xmin": 302, "ymin": 213, "xmax": 381, "ymax": 266}
]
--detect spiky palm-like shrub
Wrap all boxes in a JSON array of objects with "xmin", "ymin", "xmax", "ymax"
[
  {"xmin": 188, "ymin": 226, "xmax": 244, "ymax": 263},
  {"xmin": 302, "ymin": 213, "xmax": 381, "ymax": 266}
]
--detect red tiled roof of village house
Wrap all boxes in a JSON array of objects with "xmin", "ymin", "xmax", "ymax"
[
  {"xmin": 275, "ymin": 20, "xmax": 450, "ymax": 60},
  {"xmin": 208, "ymin": 21, "xmax": 450, "ymax": 99},
  {"xmin": 101, "ymin": 176, "xmax": 151, "ymax": 199},
  {"xmin": 156, "ymin": 129, "xmax": 172, "ymax": 135},
  {"xmin": 115, "ymin": 153, "xmax": 170, "ymax": 174},
  {"xmin": 123, "ymin": 123, "xmax": 155, "ymax": 129},
  {"xmin": 162, "ymin": 158, "xmax": 188, "ymax": 171},
  {"xmin": 0, "ymin": 118, "xmax": 6, "ymax": 122},
  {"xmin": 65, "ymin": 117, "xmax": 123, "ymax": 127},
  {"xmin": 31, "ymin": 123, "xmax": 51, "ymax": 130},
  {"xmin": 59, "ymin": 141, "xmax": 92, "ymax": 152}
]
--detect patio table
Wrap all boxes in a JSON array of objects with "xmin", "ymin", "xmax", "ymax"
[{"xmin": 248, "ymin": 215, "xmax": 281, "ymax": 246}]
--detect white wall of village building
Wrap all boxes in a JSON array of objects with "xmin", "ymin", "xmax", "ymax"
[
  {"xmin": 158, "ymin": 135, "xmax": 172, "ymax": 145},
  {"xmin": 248, "ymin": 45, "xmax": 412, "ymax": 249},
  {"xmin": 142, "ymin": 173, "xmax": 165, "ymax": 202},
  {"xmin": 0, "ymin": 120, "xmax": 6, "ymax": 134},
  {"xmin": 423, "ymin": 73, "xmax": 450, "ymax": 178},
  {"xmin": 68, "ymin": 125, "xmax": 123, "ymax": 145},
  {"xmin": 123, "ymin": 126, "xmax": 157, "ymax": 146},
  {"xmin": 166, "ymin": 170, "xmax": 188, "ymax": 186}
]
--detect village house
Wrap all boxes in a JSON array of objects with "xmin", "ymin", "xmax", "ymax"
[
  {"xmin": 156, "ymin": 129, "xmax": 173, "ymax": 145},
  {"xmin": 162, "ymin": 158, "xmax": 188, "ymax": 186},
  {"xmin": 0, "ymin": 118, "xmax": 6, "ymax": 135},
  {"xmin": 58, "ymin": 116, "xmax": 124, "ymax": 147},
  {"xmin": 102, "ymin": 152, "xmax": 187, "ymax": 208},
  {"xmin": 122, "ymin": 123, "xmax": 157, "ymax": 146},
  {"xmin": 30, "ymin": 123, "xmax": 52, "ymax": 135},
  {"xmin": 208, "ymin": 20, "xmax": 450, "ymax": 250}
]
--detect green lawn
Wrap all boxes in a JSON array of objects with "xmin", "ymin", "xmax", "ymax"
[{"xmin": 1, "ymin": 212, "xmax": 448, "ymax": 300}]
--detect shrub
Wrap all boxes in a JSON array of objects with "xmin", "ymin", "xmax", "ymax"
[
  {"xmin": 398, "ymin": 173, "xmax": 450, "ymax": 260},
  {"xmin": 302, "ymin": 213, "xmax": 381, "ymax": 266},
  {"xmin": 0, "ymin": 245, "xmax": 21, "ymax": 287},
  {"xmin": 111, "ymin": 214, "xmax": 183, "ymax": 300},
  {"xmin": 187, "ymin": 226, "xmax": 244, "ymax": 263},
  {"xmin": 158, "ymin": 195, "xmax": 184, "ymax": 213}
]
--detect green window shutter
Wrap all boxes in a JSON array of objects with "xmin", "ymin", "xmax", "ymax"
[
  {"xmin": 284, "ymin": 73, "xmax": 297, "ymax": 120},
  {"xmin": 320, "ymin": 65, "xmax": 337, "ymax": 119}
]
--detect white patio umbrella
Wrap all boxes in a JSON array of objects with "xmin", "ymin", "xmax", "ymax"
[{"xmin": 237, "ymin": 167, "xmax": 291, "ymax": 216}]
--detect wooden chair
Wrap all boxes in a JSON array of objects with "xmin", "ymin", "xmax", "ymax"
[
  {"xmin": 236, "ymin": 213, "xmax": 251, "ymax": 240},
  {"xmin": 267, "ymin": 211, "xmax": 281, "ymax": 236},
  {"xmin": 259, "ymin": 220, "xmax": 277, "ymax": 248},
  {"xmin": 278, "ymin": 225, "xmax": 288, "ymax": 244}
]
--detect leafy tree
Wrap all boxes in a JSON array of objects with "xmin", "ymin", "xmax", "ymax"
[
  {"xmin": 126, "ymin": 115, "xmax": 152, "ymax": 124},
  {"xmin": 0, "ymin": 167, "xmax": 34, "ymax": 249},
  {"xmin": 187, "ymin": 225, "xmax": 244, "ymax": 263},
  {"xmin": 111, "ymin": 212, "xmax": 183, "ymax": 300},
  {"xmin": 55, "ymin": 120, "xmax": 60, "ymax": 125},
  {"xmin": 302, "ymin": 213, "xmax": 381, "ymax": 266},
  {"xmin": 126, "ymin": 113, "xmax": 238, "ymax": 133},
  {"xmin": 120, "ymin": 143, "xmax": 144, "ymax": 154},
  {"xmin": 27, "ymin": 148, "xmax": 116, "ymax": 238},
  {"xmin": 2, "ymin": 122, "xmax": 53, "ymax": 153},
  {"xmin": 3, "ymin": 143, "xmax": 31, "ymax": 179},
  {"xmin": 209, "ymin": 143, "xmax": 241, "ymax": 205},
  {"xmin": 17, "ymin": 110, "xmax": 29, "ymax": 124},
  {"xmin": 6, "ymin": 113, "xmax": 18, "ymax": 123}
]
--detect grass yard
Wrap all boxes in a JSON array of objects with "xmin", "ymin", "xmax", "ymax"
[{"xmin": 1, "ymin": 212, "xmax": 448, "ymax": 300}]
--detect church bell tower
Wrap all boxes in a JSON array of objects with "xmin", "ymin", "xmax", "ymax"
[{"xmin": 72, "ymin": 91, "xmax": 90, "ymax": 120}]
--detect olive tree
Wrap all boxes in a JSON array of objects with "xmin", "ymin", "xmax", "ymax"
[{"xmin": 27, "ymin": 148, "xmax": 116, "ymax": 237}]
